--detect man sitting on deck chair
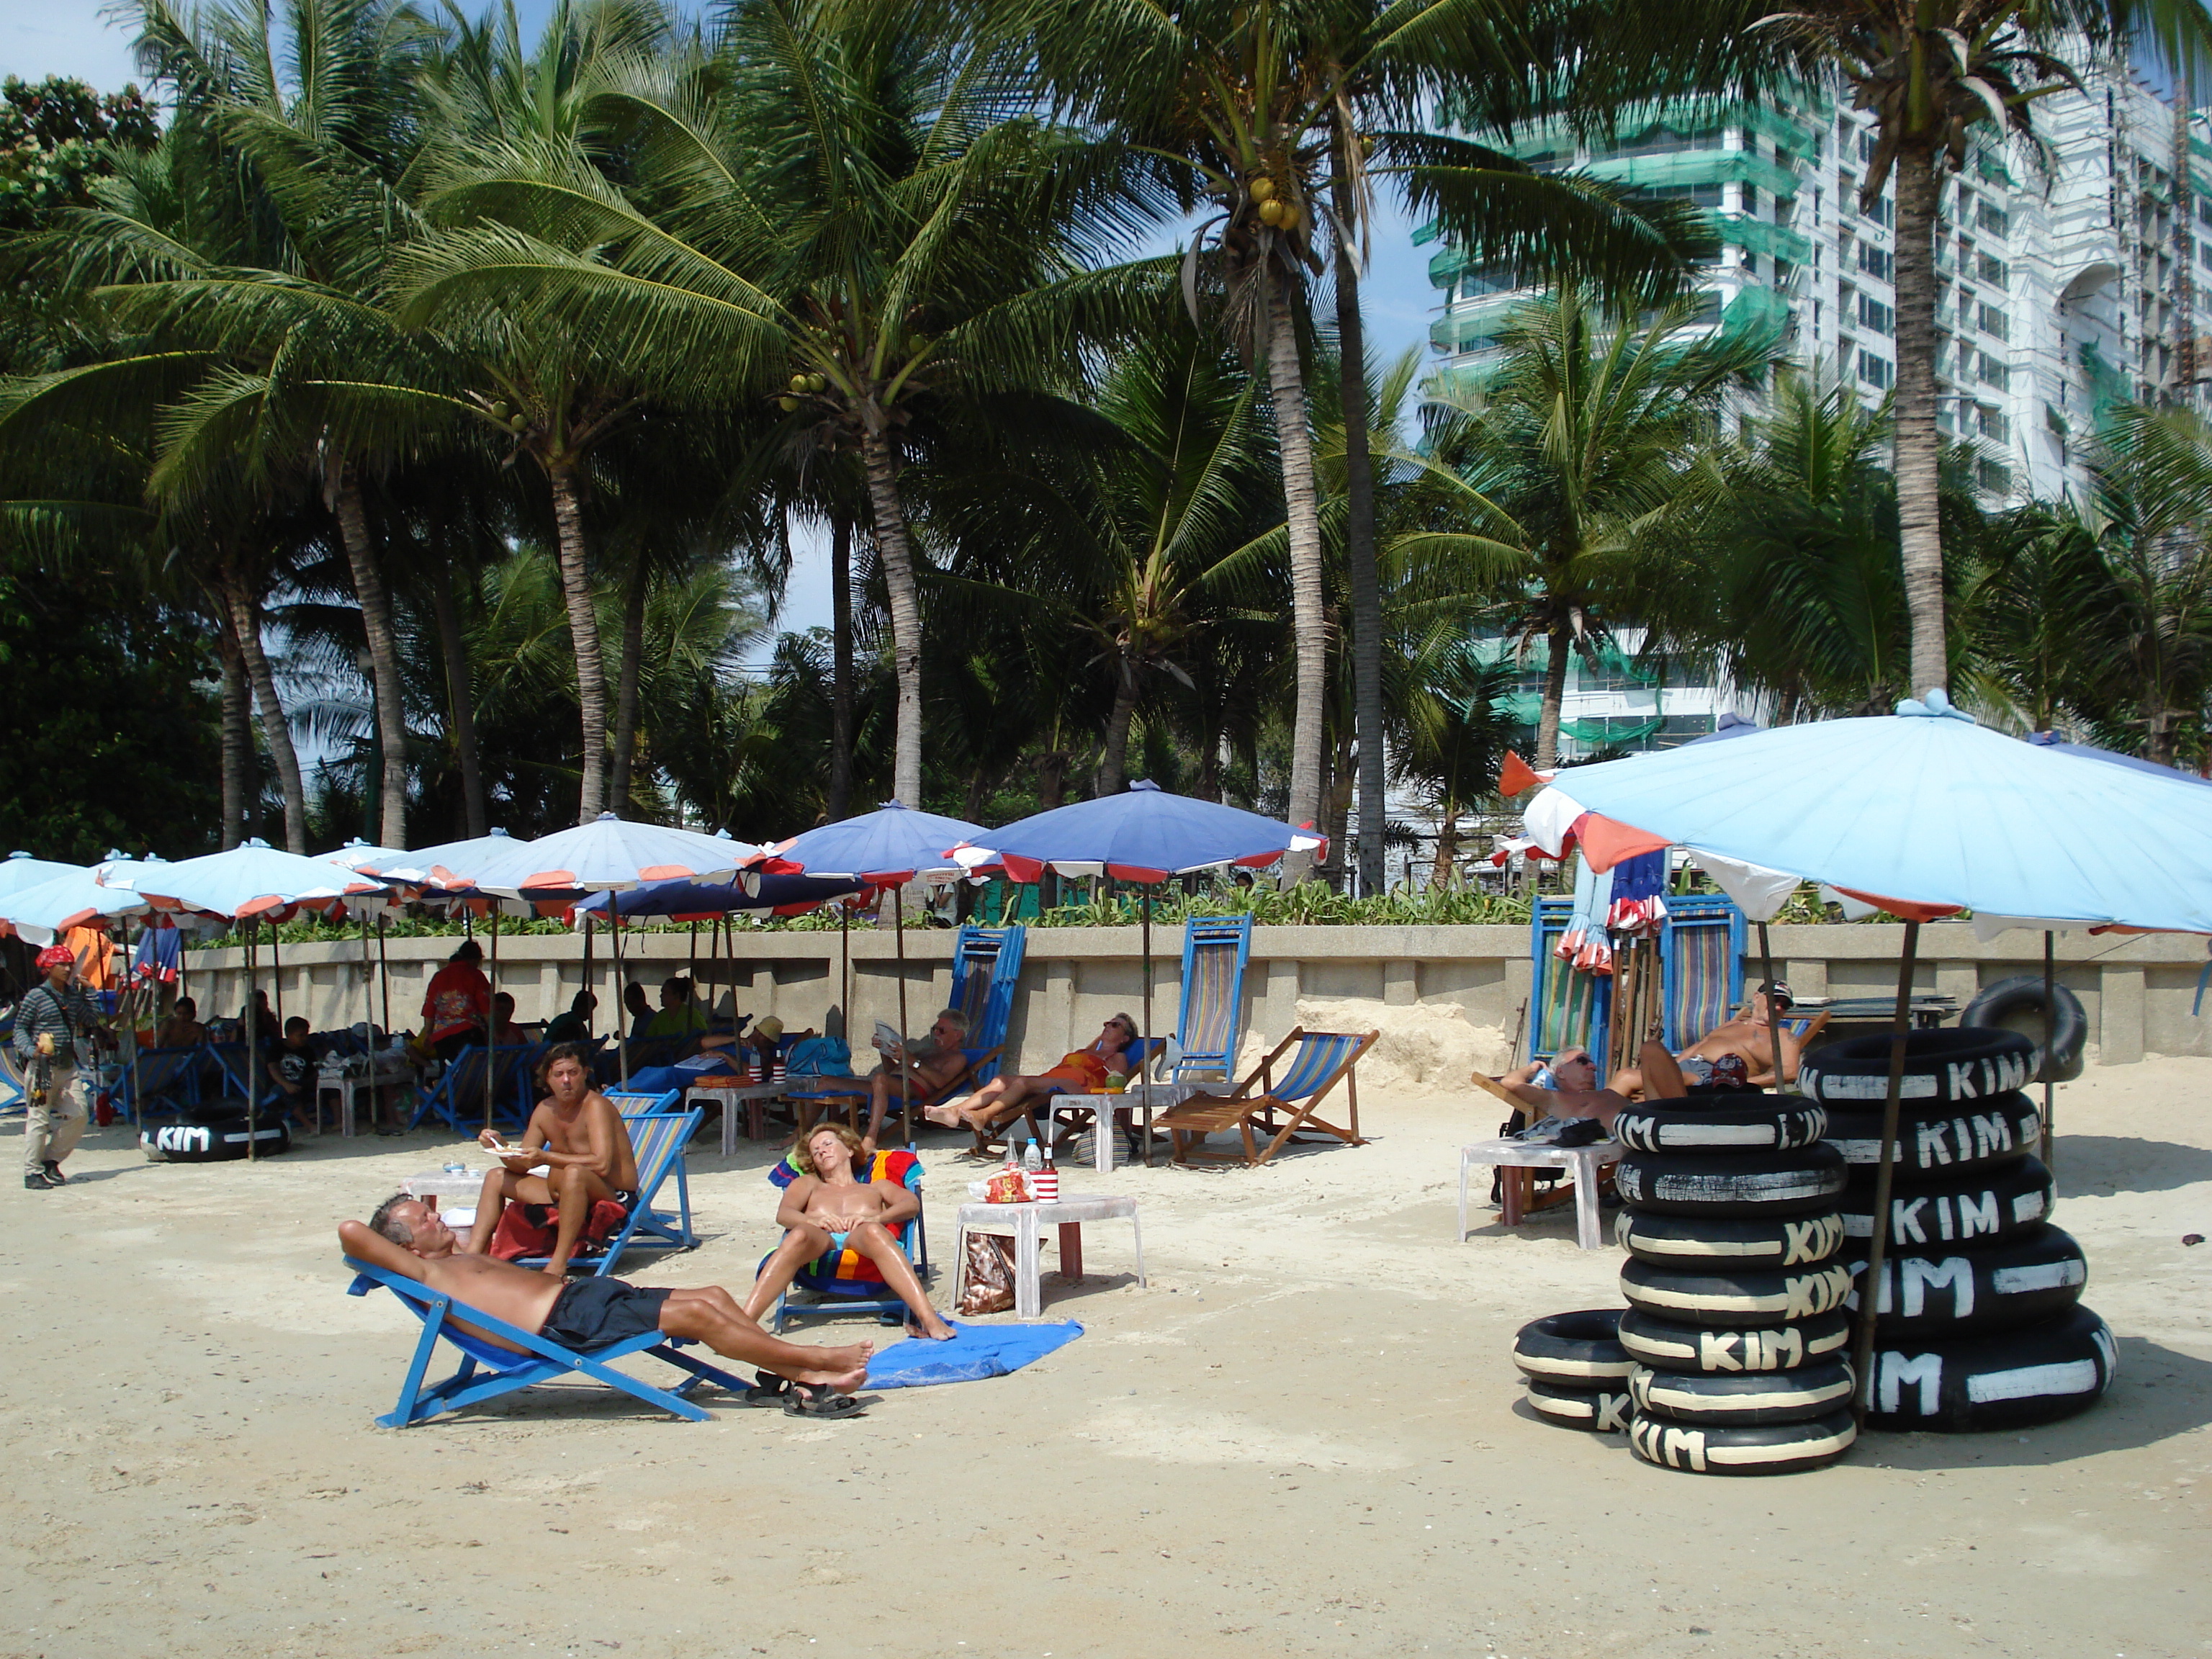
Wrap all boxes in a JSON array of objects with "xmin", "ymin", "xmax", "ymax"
[
  {"xmin": 1603, "ymin": 981, "xmax": 1802, "ymax": 1098},
  {"xmin": 342, "ymin": 1198, "xmax": 871, "ymax": 1413},
  {"xmin": 742, "ymin": 1124, "xmax": 956, "ymax": 1339},
  {"xmin": 848, "ymin": 1008, "xmax": 971, "ymax": 1155},
  {"xmin": 464, "ymin": 1043, "xmax": 639, "ymax": 1275}
]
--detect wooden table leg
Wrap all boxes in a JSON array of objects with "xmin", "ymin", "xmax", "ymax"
[
  {"xmin": 1056, "ymin": 1220, "xmax": 1084, "ymax": 1282},
  {"xmin": 1501, "ymin": 1165, "xmax": 1527, "ymax": 1228}
]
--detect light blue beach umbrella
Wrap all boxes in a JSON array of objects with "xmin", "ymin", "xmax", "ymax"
[{"xmin": 0, "ymin": 851, "xmax": 86, "ymax": 903}]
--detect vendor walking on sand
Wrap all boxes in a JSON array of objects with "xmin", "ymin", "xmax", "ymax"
[
  {"xmin": 743, "ymin": 1124, "xmax": 956, "ymax": 1340},
  {"xmin": 464, "ymin": 1043, "xmax": 638, "ymax": 1274},
  {"xmin": 13, "ymin": 943, "xmax": 106, "ymax": 1191}
]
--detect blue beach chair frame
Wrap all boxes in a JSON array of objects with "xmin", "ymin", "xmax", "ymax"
[
  {"xmin": 761, "ymin": 1151, "xmax": 932, "ymax": 1334},
  {"xmin": 343, "ymin": 1258, "xmax": 747, "ymax": 1427},
  {"xmin": 1166, "ymin": 914, "xmax": 1251, "ymax": 1085},
  {"xmin": 949, "ymin": 922, "xmax": 1027, "ymax": 1084}
]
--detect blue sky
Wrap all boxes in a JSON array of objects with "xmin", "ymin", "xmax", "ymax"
[{"xmin": 10, "ymin": 0, "xmax": 1441, "ymax": 635}]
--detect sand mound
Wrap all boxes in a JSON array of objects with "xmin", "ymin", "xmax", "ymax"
[{"xmin": 1236, "ymin": 994, "xmax": 1511, "ymax": 1094}]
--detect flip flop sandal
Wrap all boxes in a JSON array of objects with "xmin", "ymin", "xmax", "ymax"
[
  {"xmin": 782, "ymin": 1382, "xmax": 866, "ymax": 1420},
  {"xmin": 740, "ymin": 1370, "xmax": 789, "ymax": 1408}
]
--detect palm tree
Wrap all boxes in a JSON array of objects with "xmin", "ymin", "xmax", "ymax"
[
  {"xmin": 1013, "ymin": 0, "xmax": 1714, "ymax": 881},
  {"xmin": 1733, "ymin": 0, "xmax": 2212, "ymax": 698},
  {"xmin": 1391, "ymin": 284, "xmax": 1777, "ymax": 765},
  {"xmin": 1387, "ymin": 639, "xmax": 1516, "ymax": 886},
  {"xmin": 403, "ymin": 0, "xmax": 1152, "ymax": 811}
]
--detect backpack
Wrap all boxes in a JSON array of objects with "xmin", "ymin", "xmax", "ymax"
[{"xmin": 785, "ymin": 1034, "xmax": 853, "ymax": 1078}]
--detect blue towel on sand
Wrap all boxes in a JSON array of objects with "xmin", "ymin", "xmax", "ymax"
[{"xmin": 865, "ymin": 1321, "xmax": 1083, "ymax": 1389}]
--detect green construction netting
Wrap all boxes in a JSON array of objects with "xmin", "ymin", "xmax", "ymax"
[
  {"xmin": 2079, "ymin": 340, "xmax": 2132, "ymax": 429},
  {"xmin": 1720, "ymin": 283, "xmax": 1791, "ymax": 347},
  {"xmin": 1712, "ymin": 212, "xmax": 1811, "ymax": 266},
  {"xmin": 1429, "ymin": 291, "xmax": 1525, "ymax": 351},
  {"xmin": 1586, "ymin": 148, "xmax": 1802, "ymax": 200}
]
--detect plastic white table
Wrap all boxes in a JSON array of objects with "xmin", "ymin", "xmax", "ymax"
[
  {"xmin": 953, "ymin": 1195, "xmax": 1146, "ymax": 1318},
  {"xmin": 693, "ymin": 1080, "xmax": 791, "ymax": 1154},
  {"xmin": 1457, "ymin": 1137, "xmax": 1623, "ymax": 1250},
  {"xmin": 1048, "ymin": 1082, "xmax": 1203, "ymax": 1172}
]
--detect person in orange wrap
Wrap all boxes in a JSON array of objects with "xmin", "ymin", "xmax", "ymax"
[{"xmin": 932, "ymin": 1014, "xmax": 1138, "ymax": 1137}]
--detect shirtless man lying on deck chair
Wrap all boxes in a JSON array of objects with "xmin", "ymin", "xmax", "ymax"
[
  {"xmin": 341, "ymin": 1199, "xmax": 872, "ymax": 1416},
  {"xmin": 1604, "ymin": 982, "xmax": 1803, "ymax": 1097},
  {"xmin": 742, "ymin": 1124, "xmax": 956, "ymax": 1341},
  {"xmin": 1475, "ymin": 1040, "xmax": 1697, "ymax": 1143}
]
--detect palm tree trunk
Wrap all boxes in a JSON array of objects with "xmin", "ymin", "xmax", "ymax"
[
  {"xmin": 828, "ymin": 509, "xmax": 855, "ymax": 820},
  {"xmin": 547, "ymin": 457, "xmax": 611, "ymax": 822},
  {"xmin": 1097, "ymin": 655, "xmax": 1138, "ymax": 796},
  {"xmin": 216, "ymin": 612, "xmax": 251, "ymax": 850},
  {"xmin": 1262, "ymin": 270, "xmax": 1328, "ymax": 877},
  {"xmin": 427, "ymin": 559, "xmax": 487, "ymax": 840},
  {"xmin": 331, "ymin": 467, "xmax": 410, "ymax": 848},
  {"xmin": 609, "ymin": 552, "xmax": 649, "ymax": 811},
  {"xmin": 1333, "ymin": 141, "xmax": 1386, "ymax": 899},
  {"xmin": 1894, "ymin": 145, "xmax": 1948, "ymax": 696},
  {"xmin": 859, "ymin": 421, "xmax": 924, "ymax": 811},
  {"xmin": 222, "ymin": 575, "xmax": 309, "ymax": 854},
  {"xmin": 1431, "ymin": 806, "xmax": 1459, "ymax": 889},
  {"xmin": 1535, "ymin": 621, "xmax": 1573, "ymax": 769}
]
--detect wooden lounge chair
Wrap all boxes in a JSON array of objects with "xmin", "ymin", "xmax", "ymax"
[
  {"xmin": 1465, "ymin": 1070, "xmax": 1614, "ymax": 1229},
  {"xmin": 1153, "ymin": 1028, "xmax": 1377, "ymax": 1166},
  {"xmin": 784, "ymin": 1045, "xmax": 1002, "ymax": 1143}
]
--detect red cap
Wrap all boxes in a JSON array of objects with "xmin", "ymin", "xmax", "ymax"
[{"xmin": 35, "ymin": 945, "xmax": 73, "ymax": 970}]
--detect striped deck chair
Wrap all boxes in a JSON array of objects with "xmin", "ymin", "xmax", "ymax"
[
  {"xmin": 784, "ymin": 1044, "xmax": 1001, "ymax": 1144},
  {"xmin": 343, "ymin": 1258, "xmax": 745, "ymax": 1427},
  {"xmin": 510, "ymin": 1108, "xmax": 702, "ymax": 1275},
  {"xmin": 1154, "ymin": 1028, "xmax": 1377, "ymax": 1166},
  {"xmin": 760, "ymin": 1147, "xmax": 931, "ymax": 1333},
  {"xmin": 1659, "ymin": 895, "xmax": 1746, "ymax": 1051},
  {"xmin": 1168, "ymin": 916, "xmax": 1251, "ymax": 1085},
  {"xmin": 950, "ymin": 924, "xmax": 1027, "ymax": 1084},
  {"xmin": 1528, "ymin": 898, "xmax": 1611, "ymax": 1064},
  {"xmin": 112, "ymin": 1045, "xmax": 206, "ymax": 1123}
]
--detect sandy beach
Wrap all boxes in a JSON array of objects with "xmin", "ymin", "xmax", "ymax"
[{"xmin": 1, "ymin": 1058, "xmax": 2208, "ymax": 1659}]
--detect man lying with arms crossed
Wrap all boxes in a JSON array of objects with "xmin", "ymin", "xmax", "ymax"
[{"xmin": 341, "ymin": 1197, "xmax": 873, "ymax": 1418}]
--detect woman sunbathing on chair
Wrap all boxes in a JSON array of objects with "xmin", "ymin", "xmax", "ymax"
[
  {"xmin": 927, "ymin": 1015, "xmax": 1138, "ymax": 1137},
  {"xmin": 742, "ymin": 1124, "xmax": 956, "ymax": 1340}
]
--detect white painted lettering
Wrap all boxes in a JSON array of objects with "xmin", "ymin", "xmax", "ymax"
[
  {"xmin": 1699, "ymin": 1331, "xmax": 1742, "ymax": 1372},
  {"xmin": 1902, "ymin": 1256, "xmax": 1975, "ymax": 1321},
  {"xmin": 1892, "ymin": 1197, "xmax": 1930, "ymax": 1246},
  {"xmin": 1956, "ymin": 1190, "xmax": 2000, "ymax": 1238},
  {"xmin": 1880, "ymin": 1351, "xmax": 1943, "ymax": 1416}
]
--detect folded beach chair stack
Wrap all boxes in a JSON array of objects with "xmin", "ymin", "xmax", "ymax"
[
  {"xmin": 1606, "ymin": 1091, "xmax": 1858, "ymax": 1475},
  {"xmin": 1799, "ymin": 1027, "xmax": 2115, "ymax": 1435}
]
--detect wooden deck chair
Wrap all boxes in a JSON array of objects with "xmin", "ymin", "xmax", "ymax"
[
  {"xmin": 948, "ymin": 924, "xmax": 1026, "ymax": 1084},
  {"xmin": 1154, "ymin": 1028, "xmax": 1377, "ymax": 1166},
  {"xmin": 759, "ymin": 1147, "xmax": 932, "ymax": 1334},
  {"xmin": 512, "ymin": 1109, "xmax": 703, "ymax": 1276},
  {"xmin": 1021, "ymin": 1037, "xmax": 1167, "ymax": 1160},
  {"xmin": 1168, "ymin": 915, "xmax": 1251, "ymax": 1085},
  {"xmin": 342, "ymin": 1258, "xmax": 746, "ymax": 1427},
  {"xmin": 1465, "ymin": 1070, "xmax": 1608, "ymax": 1223}
]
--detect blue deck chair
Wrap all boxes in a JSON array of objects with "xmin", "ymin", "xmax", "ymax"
[
  {"xmin": 1005, "ymin": 1036, "xmax": 1167, "ymax": 1159},
  {"xmin": 343, "ymin": 1258, "xmax": 747, "ymax": 1427},
  {"xmin": 760, "ymin": 1146, "xmax": 931, "ymax": 1334},
  {"xmin": 593, "ymin": 1032, "xmax": 686, "ymax": 1087},
  {"xmin": 112, "ymin": 1045, "xmax": 206, "ymax": 1123},
  {"xmin": 781, "ymin": 1043, "xmax": 1002, "ymax": 1144},
  {"xmin": 1660, "ymin": 894, "xmax": 1747, "ymax": 1051},
  {"xmin": 408, "ymin": 1044, "xmax": 529, "ymax": 1133},
  {"xmin": 948, "ymin": 922, "xmax": 1026, "ymax": 1084},
  {"xmin": 1154, "ymin": 1027, "xmax": 1378, "ymax": 1166},
  {"xmin": 0, "ymin": 1039, "xmax": 22, "ymax": 1118},
  {"xmin": 1527, "ymin": 897, "xmax": 1612, "ymax": 1064},
  {"xmin": 1166, "ymin": 915, "xmax": 1252, "ymax": 1085},
  {"xmin": 603, "ymin": 1085, "xmax": 682, "ymax": 1114},
  {"xmin": 511, "ymin": 1109, "xmax": 702, "ymax": 1276}
]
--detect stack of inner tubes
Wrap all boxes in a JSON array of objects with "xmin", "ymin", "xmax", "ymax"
[
  {"xmin": 1611, "ymin": 1092, "xmax": 1858, "ymax": 1475},
  {"xmin": 1801, "ymin": 1026, "xmax": 2116, "ymax": 1432},
  {"xmin": 1511, "ymin": 1309, "xmax": 1632, "ymax": 1434}
]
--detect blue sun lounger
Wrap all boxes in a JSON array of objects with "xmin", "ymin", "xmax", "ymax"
[
  {"xmin": 508, "ymin": 1108, "xmax": 703, "ymax": 1277},
  {"xmin": 343, "ymin": 1258, "xmax": 747, "ymax": 1427}
]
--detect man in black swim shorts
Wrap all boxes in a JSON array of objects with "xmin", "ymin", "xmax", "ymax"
[{"xmin": 541, "ymin": 1275, "xmax": 672, "ymax": 1350}]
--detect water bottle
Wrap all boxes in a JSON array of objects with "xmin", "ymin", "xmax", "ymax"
[{"xmin": 1022, "ymin": 1139, "xmax": 1042, "ymax": 1175}]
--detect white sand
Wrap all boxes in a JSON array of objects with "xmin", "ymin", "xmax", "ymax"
[{"xmin": 1, "ymin": 1059, "xmax": 2208, "ymax": 1658}]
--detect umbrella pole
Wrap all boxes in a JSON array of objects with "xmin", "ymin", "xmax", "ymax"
[
  {"xmin": 1757, "ymin": 921, "xmax": 1784, "ymax": 1089},
  {"xmin": 1851, "ymin": 918, "xmax": 1921, "ymax": 1423},
  {"xmin": 246, "ymin": 920, "xmax": 260, "ymax": 1164},
  {"xmin": 613, "ymin": 907, "xmax": 629, "ymax": 1084},
  {"xmin": 840, "ymin": 902, "xmax": 851, "ymax": 1043},
  {"xmin": 894, "ymin": 886, "xmax": 911, "ymax": 1148},
  {"xmin": 486, "ymin": 907, "xmax": 500, "ymax": 1133},
  {"xmin": 581, "ymin": 912, "xmax": 594, "ymax": 1035},
  {"xmin": 2042, "ymin": 930, "xmax": 2056, "ymax": 1171},
  {"xmin": 125, "ymin": 915, "xmax": 143, "ymax": 1133},
  {"xmin": 272, "ymin": 927, "xmax": 284, "ymax": 1024},
  {"xmin": 377, "ymin": 917, "xmax": 391, "ymax": 1038},
  {"xmin": 688, "ymin": 920, "xmax": 698, "ymax": 1015},
  {"xmin": 1141, "ymin": 888, "xmax": 1154, "ymax": 1168}
]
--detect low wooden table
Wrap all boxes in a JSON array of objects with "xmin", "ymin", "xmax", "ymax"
[
  {"xmin": 1457, "ymin": 1137, "xmax": 1623, "ymax": 1251},
  {"xmin": 953, "ymin": 1195, "xmax": 1145, "ymax": 1318}
]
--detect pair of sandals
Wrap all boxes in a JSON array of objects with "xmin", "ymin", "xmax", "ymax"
[{"xmin": 742, "ymin": 1370, "xmax": 865, "ymax": 1419}]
